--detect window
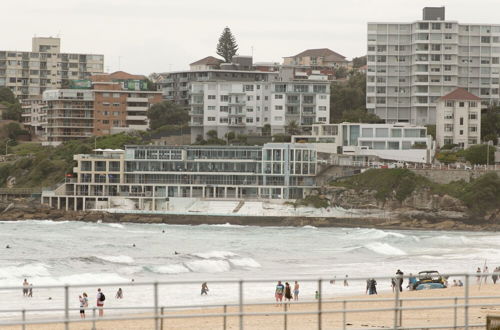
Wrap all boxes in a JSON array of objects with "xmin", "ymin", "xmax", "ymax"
[
  {"xmin": 244, "ymin": 85, "xmax": 254, "ymax": 91},
  {"xmin": 481, "ymin": 36, "xmax": 491, "ymax": 43},
  {"xmin": 102, "ymin": 120, "xmax": 109, "ymax": 124},
  {"xmin": 460, "ymin": 117, "xmax": 464, "ymax": 125},
  {"xmin": 313, "ymin": 85, "xmax": 326, "ymax": 93},
  {"xmin": 256, "ymin": 96, "xmax": 260, "ymax": 100},
  {"xmin": 431, "ymin": 23, "xmax": 441, "ymax": 30},
  {"xmin": 444, "ymin": 76, "xmax": 451, "ymax": 82},
  {"xmin": 113, "ymin": 93, "xmax": 120, "ymax": 98},
  {"xmin": 469, "ymin": 125, "xmax": 477, "ymax": 132},
  {"xmin": 469, "ymin": 102, "xmax": 477, "ymax": 108},
  {"xmin": 207, "ymin": 106, "xmax": 216, "ymax": 110},
  {"xmin": 318, "ymin": 117, "xmax": 327, "ymax": 122},
  {"xmin": 247, "ymin": 96, "xmax": 253, "ymax": 101},
  {"xmin": 207, "ymin": 95, "xmax": 216, "ymax": 100},
  {"xmin": 275, "ymin": 105, "xmax": 283, "ymax": 110},
  {"xmin": 220, "ymin": 95, "xmax": 229, "ymax": 102},
  {"xmin": 319, "ymin": 95, "xmax": 327, "ymax": 99},
  {"xmin": 219, "ymin": 117, "xmax": 228, "ymax": 123},
  {"xmin": 459, "ymin": 130, "xmax": 464, "ymax": 135},
  {"xmin": 246, "ymin": 107, "xmax": 253, "ymax": 112},
  {"xmin": 207, "ymin": 117, "xmax": 216, "ymax": 122},
  {"xmin": 220, "ymin": 106, "xmax": 228, "ymax": 112},
  {"xmin": 112, "ymin": 120, "xmax": 120, "ymax": 126},
  {"xmin": 469, "ymin": 112, "xmax": 478, "ymax": 120},
  {"xmin": 444, "ymin": 65, "xmax": 452, "ymax": 71},
  {"xmin": 274, "ymin": 94, "xmax": 283, "ymax": 99},
  {"xmin": 431, "ymin": 54, "xmax": 441, "ymax": 61},
  {"xmin": 445, "ymin": 23, "xmax": 453, "ymax": 29},
  {"xmin": 102, "ymin": 93, "xmax": 110, "ymax": 97},
  {"xmin": 274, "ymin": 116, "xmax": 283, "ymax": 121},
  {"xmin": 459, "ymin": 102, "xmax": 465, "ymax": 108},
  {"xmin": 113, "ymin": 103, "xmax": 120, "ymax": 106},
  {"xmin": 444, "ymin": 112, "xmax": 453, "ymax": 119},
  {"xmin": 246, "ymin": 118, "xmax": 254, "ymax": 123},
  {"xmin": 318, "ymin": 106, "xmax": 327, "ymax": 111},
  {"xmin": 444, "ymin": 55, "xmax": 452, "ymax": 60},
  {"xmin": 431, "ymin": 44, "xmax": 441, "ymax": 51},
  {"xmin": 445, "ymin": 34, "xmax": 452, "ymax": 40}
]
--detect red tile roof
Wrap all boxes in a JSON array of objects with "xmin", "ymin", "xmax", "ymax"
[
  {"xmin": 290, "ymin": 48, "xmax": 347, "ymax": 62},
  {"xmin": 190, "ymin": 56, "xmax": 223, "ymax": 66},
  {"xmin": 91, "ymin": 71, "xmax": 146, "ymax": 82},
  {"xmin": 440, "ymin": 88, "xmax": 481, "ymax": 101}
]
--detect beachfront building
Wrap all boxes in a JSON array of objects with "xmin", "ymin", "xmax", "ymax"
[
  {"xmin": 21, "ymin": 97, "xmax": 47, "ymax": 137},
  {"xmin": 41, "ymin": 143, "xmax": 319, "ymax": 211},
  {"xmin": 0, "ymin": 37, "xmax": 104, "ymax": 100},
  {"xmin": 436, "ymin": 88, "xmax": 481, "ymax": 148},
  {"xmin": 43, "ymin": 71, "xmax": 162, "ymax": 145},
  {"xmin": 367, "ymin": 7, "xmax": 500, "ymax": 125},
  {"xmin": 282, "ymin": 48, "xmax": 348, "ymax": 81},
  {"xmin": 292, "ymin": 123, "xmax": 434, "ymax": 163},
  {"xmin": 190, "ymin": 80, "xmax": 330, "ymax": 141}
]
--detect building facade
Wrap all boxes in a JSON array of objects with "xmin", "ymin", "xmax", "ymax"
[
  {"xmin": 0, "ymin": 37, "xmax": 104, "ymax": 100},
  {"xmin": 41, "ymin": 143, "xmax": 319, "ymax": 211},
  {"xmin": 367, "ymin": 7, "xmax": 500, "ymax": 125},
  {"xmin": 189, "ymin": 80, "xmax": 330, "ymax": 141},
  {"xmin": 435, "ymin": 88, "xmax": 481, "ymax": 148},
  {"xmin": 292, "ymin": 123, "xmax": 434, "ymax": 163},
  {"xmin": 21, "ymin": 97, "xmax": 47, "ymax": 136},
  {"xmin": 43, "ymin": 71, "xmax": 162, "ymax": 145}
]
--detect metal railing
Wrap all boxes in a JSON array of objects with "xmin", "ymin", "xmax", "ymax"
[{"xmin": 0, "ymin": 273, "xmax": 496, "ymax": 329}]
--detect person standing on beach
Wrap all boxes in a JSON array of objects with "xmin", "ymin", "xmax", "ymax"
[
  {"xmin": 493, "ymin": 267, "xmax": 499, "ymax": 284},
  {"xmin": 483, "ymin": 265, "xmax": 489, "ymax": 284},
  {"xmin": 293, "ymin": 281, "xmax": 299, "ymax": 301},
  {"xmin": 79, "ymin": 293, "xmax": 88, "ymax": 319},
  {"xmin": 391, "ymin": 278, "xmax": 396, "ymax": 292},
  {"xmin": 476, "ymin": 267, "xmax": 482, "ymax": 284},
  {"xmin": 344, "ymin": 275, "xmax": 349, "ymax": 287},
  {"xmin": 96, "ymin": 288, "xmax": 105, "ymax": 317},
  {"xmin": 116, "ymin": 288, "xmax": 123, "ymax": 299},
  {"xmin": 201, "ymin": 282, "xmax": 209, "ymax": 295},
  {"xmin": 275, "ymin": 281, "xmax": 284, "ymax": 304},
  {"xmin": 396, "ymin": 270, "xmax": 404, "ymax": 292},
  {"xmin": 22, "ymin": 279, "xmax": 29, "ymax": 297},
  {"xmin": 28, "ymin": 283, "xmax": 33, "ymax": 298},
  {"xmin": 284, "ymin": 282, "xmax": 293, "ymax": 304},
  {"xmin": 366, "ymin": 279, "xmax": 377, "ymax": 295}
]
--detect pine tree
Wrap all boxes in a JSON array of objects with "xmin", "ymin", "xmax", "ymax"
[{"xmin": 216, "ymin": 27, "xmax": 238, "ymax": 63}]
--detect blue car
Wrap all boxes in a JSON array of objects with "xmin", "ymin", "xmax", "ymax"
[{"xmin": 413, "ymin": 271, "xmax": 447, "ymax": 290}]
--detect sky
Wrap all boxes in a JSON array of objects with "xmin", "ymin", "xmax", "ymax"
[{"xmin": 4, "ymin": 0, "xmax": 500, "ymax": 75}]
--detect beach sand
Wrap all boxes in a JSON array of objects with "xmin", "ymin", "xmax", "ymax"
[{"xmin": 3, "ymin": 284, "xmax": 500, "ymax": 330}]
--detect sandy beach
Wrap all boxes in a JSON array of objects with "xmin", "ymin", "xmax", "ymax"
[{"xmin": 3, "ymin": 283, "xmax": 500, "ymax": 330}]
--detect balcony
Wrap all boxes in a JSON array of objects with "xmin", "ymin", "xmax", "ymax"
[
  {"xmin": 126, "ymin": 115, "xmax": 148, "ymax": 121},
  {"xmin": 126, "ymin": 97, "xmax": 148, "ymax": 103},
  {"xmin": 228, "ymin": 122, "xmax": 246, "ymax": 127},
  {"xmin": 188, "ymin": 111, "xmax": 203, "ymax": 116},
  {"xmin": 189, "ymin": 121, "xmax": 203, "ymax": 127},
  {"xmin": 127, "ymin": 106, "xmax": 148, "ymax": 111}
]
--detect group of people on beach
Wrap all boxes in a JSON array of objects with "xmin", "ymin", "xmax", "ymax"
[
  {"xmin": 78, "ymin": 288, "xmax": 123, "ymax": 318},
  {"xmin": 275, "ymin": 281, "xmax": 300, "ymax": 305},
  {"xmin": 476, "ymin": 266, "xmax": 500, "ymax": 284},
  {"xmin": 22, "ymin": 279, "xmax": 33, "ymax": 298}
]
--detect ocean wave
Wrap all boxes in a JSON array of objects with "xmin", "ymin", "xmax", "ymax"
[
  {"xmin": 185, "ymin": 260, "xmax": 231, "ymax": 273},
  {"xmin": 364, "ymin": 242, "xmax": 406, "ymax": 256},
  {"xmin": 57, "ymin": 272, "xmax": 128, "ymax": 285},
  {"xmin": 203, "ymin": 223, "xmax": 247, "ymax": 228},
  {"xmin": 229, "ymin": 258, "xmax": 261, "ymax": 268},
  {"xmin": 105, "ymin": 223, "xmax": 125, "ymax": 229},
  {"xmin": 97, "ymin": 255, "xmax": 134, "ymax": 264},
  {"xmin": 302, "ymin": 225, "xmax": 317, "ymax": 229},
  {"xmin": 0, "ymin": 263, "xmax": 51, "ymax": 279},
  {"xmin": 191, "ymin": 251, "xmax": 238, "ymax": 259},
  {"xmin": 148, "ymin": 264, "xmax": 191, "ymax": 274}
]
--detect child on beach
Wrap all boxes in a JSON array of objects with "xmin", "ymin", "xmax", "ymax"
[
  {"xmin": 116, "ymin": 288, "xmax": 123, "ymax": 299},
  {"xmin": 79, "ymin": 293, "xmax": 88, "ymax": 319},
  {"xmin": 201, "ymin": 282, "xmax": 209, "ymax": 295}
]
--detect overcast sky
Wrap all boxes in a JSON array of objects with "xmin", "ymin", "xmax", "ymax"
[{"xmin": 4, "ymin": 0, "xmax": 500, "ymax": 75}]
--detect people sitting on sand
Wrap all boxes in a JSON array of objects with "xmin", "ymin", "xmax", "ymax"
[
  {"xmin": 201, "ymin": 282, "xmax": 209, "ymax": 295},
  {"xmin": 458, "ymin": 280, "xmax": 464, "ymax": 287},
  {"xmin": 116, "ymin": 288, "xmax": 123, "ymax": 299},
  {"xmin": 452, "ymin": 280, "xmax": 458, "ymax": 287}
]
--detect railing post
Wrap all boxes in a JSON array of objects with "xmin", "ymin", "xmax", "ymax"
[
  {"xmin": 394, "ymin": 276, "xmax": 400, "ymax": 329},
  {"xmin": 160, "ymin": 307, "xmax": 164, "ymax": 330},
  {"xmin": 239, "ymin": 280, "xmax": 244, "ymax": 330},
  {"xmin": 399, "ymin": 300, "xmax": 403, "ymax": 327},
  {"xmin": 223, "ymin": 304, "xmax": 227, "ymax": 330},
  {"xmin": 464, "ymin": 274, "xmax": 469, "ymax": 330},
  {"xmin": 92, "ymin": 307, "xmax": 96, "ymax": 330},
  {"xmin": 342, "ymin": 300, "xmax": 346, "ymax": 330},
  {"xmin": 21, "ymin": 309, "xmax": 26, "ymax": 330},
  {"xmin": 284, "ymin": 303, "xmax": 288, "ymax": 330},
  {"xmin": 453, "ymin": 297, "xmax": 458, "ymax": 329},
  {"xmin": 64, "ymin": 285, "xmax": 69, "ymax": 330},
  {"xmin": 318, "ymin": 279, "xmax": 322, "ymax": 330},
  {"xmin": 154, "ymin": 282, "xmax": 159, "ymax": 330}
]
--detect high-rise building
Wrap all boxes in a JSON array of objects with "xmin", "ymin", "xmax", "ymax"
[
  {"xmin": 0, "ymin": 37, "xmax": 104, "ymax": 100},
  {"xmin": 367, "ymin": 7, "xmax": 500, "ymax": 125},
  {"xmin": 43, "ymin": 71, "xmax": 162, "ymax": 145}
]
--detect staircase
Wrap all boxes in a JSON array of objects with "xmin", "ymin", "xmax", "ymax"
[{"xmin": 232, "ymin": 200, "xmax": 245, "ymax": 213}]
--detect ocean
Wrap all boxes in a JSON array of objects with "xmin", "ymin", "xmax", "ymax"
[{"xmin": 0, "ymin": 220, "xmax": 496, "ymax": 319}]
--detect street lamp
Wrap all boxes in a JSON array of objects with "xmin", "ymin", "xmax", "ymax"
[{"xmin": 4, "ymin": 139, "xmax": 13, "ymax": 156}]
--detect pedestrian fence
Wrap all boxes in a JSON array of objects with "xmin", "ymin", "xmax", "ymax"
[{"xmin": 0, "ymin": 273, "xmax": 498, "ymax": 329}]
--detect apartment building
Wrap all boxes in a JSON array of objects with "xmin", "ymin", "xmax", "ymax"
[
  {"xmin": 41, "ymin": 143, "xmax": 319, "ymax": 211},
  {"xmin": 0, "ymin": 37, "xmax": 104, "ymax": 100},
  {"xmin": 21, "ymin": 97, "xmax": 47, "ymax": 136},
  {"xmin": 283, "ymin": 48, "xmax": 348, "ymax": 68},
  {"xmin": 292, "ymin": 123, "xmax": 434, "ymax": 163},
  {"xmin": 189, "ymin": 80, "xmax": 330, "ymax": 141},
  {"xmin": 367, "ymin": 7, "xmax": 500, "ymax": 125},
  {"xmin": 436, "ymin": 88, "xmax": 481, "ymax": 148},
  {"xmin": 43, "ymin": 71, "xmax": 162, "ymax": 145}
]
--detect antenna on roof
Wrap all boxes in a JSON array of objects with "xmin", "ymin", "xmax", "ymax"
[{"xmin": 251, "ymin": 46, "xmax": 254, "ymax": 57}]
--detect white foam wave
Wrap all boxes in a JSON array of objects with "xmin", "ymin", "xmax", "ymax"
[
  {"xmin": 229, "ymin": 258, "xmax": 261, "ymax": 268},
  {"xmin": 185, "ymin": 260, "xmax": 231, "ymax": 273},
  {"xmin": 0, "ymin": 263, "xmax": 51, "ymax": 279},
  {"xmin": 302, "ymin": 225, "xmax": 317, "ymax": 229},
  {"xmin": 106, "ymin": 223, "xmax": 125, "ymax": 229},
  {"xmin": 364, "ymin": 242, "xmax": 406, "ymax": 256},
  {"xmin": 97, "ymin": 255, "xmax": 134, "ymax": 264},
  {"xmin": 206, "ymin": 223, "xmax": 246, "ymax": 228},
  {"xmin": 150, "ymin": 264, "xmax": 190, "ymax": 274},
  {"xmin": 192, "ymin": 251, "xmax": 238, "ymax": 259},
  {"xmin": 119, "ymin": 266, "xmax": 143, "ymax": 275},
  {"xmin": 57, "ymin": 272, "xmax": 128, "ymax": 285}
]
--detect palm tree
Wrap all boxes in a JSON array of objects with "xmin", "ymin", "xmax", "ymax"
[{"xmin": 285, "ymin": 120, "xmax": 301, "ymax": 136}]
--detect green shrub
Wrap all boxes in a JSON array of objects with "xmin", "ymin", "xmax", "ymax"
[{"xmin": 296, "ymin": 195, "xmax": 329, "ymax": 208}]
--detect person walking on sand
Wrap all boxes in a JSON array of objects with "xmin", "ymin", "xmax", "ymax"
[
  {"xmin": 22, "ymin": 279, "xmax": 29, "ymax": 297},
  {"xmin": 96, "ymin": 288, "xmax": 105, "ymax": 317},
  {"xmin": 293, "ymin": 281, "xmax": 300, "ymax": 301},
  {"xmin": 275, "ymin": 281, "xmax": 284, "ymax": 305},
  {"xmin": 391, "ymin": 278, "xmax": 396, "ymax": 292},
  {"xmin": 284, "ymin": 282, "xmax": 293, "ymax": 304},
  {"xmin": 493, "ymin": 267, "xmax": 499, "ymax": 284},
  {"xmin": 367, "ymin": 278, "xmax": 377, "ymax": 295},
  {"xmin": 476, "ymin": 267, "xmax": 482, "ymax": 284},
  {"xmin": 396, "ymin": 269, "xmax": 404, "ymax": 292},
  {"xmin": 344, "ymin": 275, "xmax": 349, "ymax": 287},
  {"xmin": 115, "ymin": 288, "xmax": 123, "ymax": 299},
  {"xmin": 28, "ymin": 283, "xmax": 33, "ymax": 298},
  {"xmin": 79, "ymin": 293, "xmax": 88, "ymax": 319},
  {"xmin": 483, "ymin": 266, "xmax": 489, "ymax": 284},
  {"xmin": 201, "ymin": 282, "xmax": 209, "ymax": 295}
]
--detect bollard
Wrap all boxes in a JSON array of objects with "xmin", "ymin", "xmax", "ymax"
[
  {"xmin": 453, "ymin": 297, "xmax": 458, "ymax": 329},
  {"xmin": 284, "ymin": 303, "xmax": 288, "ymax": 330},
  {"xmin": 223, "ymin": 304, "xmax": 227, "ymax": 330},
  {"xmin": 399, "ymin": 300, "xmax": 403, "ymax": 327},
  {"xmin": 239, "ymin": 280, "xmax": 244, "ymax": 330},
  {"xmin": 21, "ymin": 309, "xmax": 26, "ymax": 330},
  {"xmin": 342, "ymin": 301, "xmax": 346, "ymax": 330},
  {"xmin": 394, "ymin": 276, "xmax": 400, "ymax": 329},
  {"xmin": 160, "ymin": 307, "xmax": 164, "ymax": 330},
  {"xmin": 64, "ymin": 285, "xmax": 69, "ymax": 330},
  {"xmin": 154, "ymin": 282, "xmax": 159, "ymax": 330},
  {"xmin": 92, "ymin": 307, "xmax": 96, "ymax": 330}
]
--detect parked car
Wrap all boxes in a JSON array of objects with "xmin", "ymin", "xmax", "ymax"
[{"xmin": 413, "ymin": 271, "xmax": 446, "ymax": 290}]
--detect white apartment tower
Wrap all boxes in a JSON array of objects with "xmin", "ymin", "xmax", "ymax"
[
  {"xmin": 367, "ymin": 7, "xmax": 500, "ymax": 125},
  {"xmin": 0, "ymin": 37, "xmax": 104, "ymax": 100}
]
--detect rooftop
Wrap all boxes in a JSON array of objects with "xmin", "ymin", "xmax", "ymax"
[
  {"xmin": 288, "ymin": 48, "xmax": 347, "ymax": 62},
  {"xmin": 440, "ymin": 88, "xmax": 481, "ymax": 101},
  {"xmin": 91, "ymin": 71, "xmax": 146, "ymax": 82},
  {"xmin": 189, "ymin": 56, "xmax": 224, "ymax": 66}
]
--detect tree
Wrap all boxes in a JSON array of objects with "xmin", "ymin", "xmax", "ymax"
[
  {"xmin": 425, "ymin": 125, "xmax": 436, "ymax": 140},
  {"xmin": 340, "ymin": 109, "xmax": 383, "ymax": 123},
  {"xmin": 330, "ymin": 72, "xmax": 366, "ymax": 122},
  {"xmin": 147, "ymin": 101, "xmax": 189, "ymax": 130},
  {"xmin": 352, "ymin": 56, "xmax": 367, "ymax": 69},
  {"xmin": 0, "ymin": 87, "xmax": 16, "ymax": 104},
  {"xmin": 2, "ymin": 102, "xmax": 22, "ymax": 121},
  {"xmin": 285, "ymin": 120, "xmax": 301, "ymax": 136},
  {"xmin": 463, "ymin": 144, "xmax": 495, "ymax": 165},
  {"xmin": 335, "ymin": 67, "xmax": 348, "ymax": 79},
  {"xmin": 262, "ymin": 124, "xmax": 271, "ymax": 136},
  {"xmin": 216, "ymin": 27, "xmax": 238, "ymax": 63},
  {"xmin": 481, "ymin": 106, "xmax": 500, "ymax": 145}
]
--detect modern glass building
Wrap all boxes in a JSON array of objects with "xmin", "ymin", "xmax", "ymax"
[{"xmin": 41, "ymin": 143, "xmax": 318, "ymax": 212}]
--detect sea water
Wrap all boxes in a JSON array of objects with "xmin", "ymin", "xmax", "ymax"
[{"xmin": 0, "ymin": 220, "xmax": 497, "ymax": 319}]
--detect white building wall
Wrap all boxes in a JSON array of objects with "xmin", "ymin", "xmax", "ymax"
[{"xmin": 436, "ymin": 99, "xmax": 481, "ymax": 148}]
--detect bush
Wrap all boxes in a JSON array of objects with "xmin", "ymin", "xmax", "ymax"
[{"xmin": 296, "ymin": 195, "xmax": 329, "ymax": 208}]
